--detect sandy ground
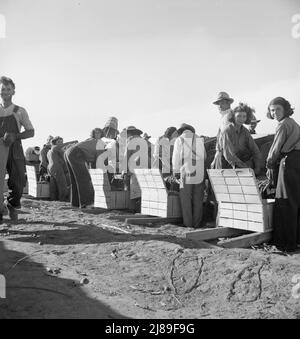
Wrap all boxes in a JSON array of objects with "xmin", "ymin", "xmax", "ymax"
[{"xmin": 0, "ymin": 197, "xmax": 300, "ymax": 319}]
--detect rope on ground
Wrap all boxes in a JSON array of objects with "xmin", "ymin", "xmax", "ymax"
[
  {"xmin": 5, "ymin": 251, "xmax": 43, "ymax": 276},
  {"xmin": 7, "ymin": 286, "xmax": 72, "ymax": 299}
]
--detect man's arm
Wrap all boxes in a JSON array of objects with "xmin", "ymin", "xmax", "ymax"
[
  {"xmin": 18, "ymin": 107, "xmax": 35, "ymax": 140},
  {"xmin": 17, "ymin": 129, "xmax": 35, "ymax": 140}
]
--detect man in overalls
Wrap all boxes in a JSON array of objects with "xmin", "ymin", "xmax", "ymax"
[{"xmin": 0, "ymin": 77, "xmax": 34, "ymax": 222}]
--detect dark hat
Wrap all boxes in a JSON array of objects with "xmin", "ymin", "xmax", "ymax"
[
  {"xmin": 177, "ymin": 123, "xmax": 195, "ymax": 135},
  {"xmin": 164, "ymin": 126, "xmax": 177, "ymax": 139},
  {"xmin": 125, "ymin": 126, "xmax": 143, "ymax": 136},
  {"xmin": 142, "ymin": 132, "xmax": 151, "ymax": 140}
]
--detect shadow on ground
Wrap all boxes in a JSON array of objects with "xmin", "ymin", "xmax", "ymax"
[
  {"xmin": 0, "ymin": 241, "xmax": 129, "ymax": 319},
  {"xmin": 7, "ymin": 220, "xmax": 212, "ymax": 250}
]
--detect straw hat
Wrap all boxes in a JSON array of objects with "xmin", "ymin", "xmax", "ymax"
[{"xmin": 103, "ymin": 117, "xmax": 119, "ymax": 138}]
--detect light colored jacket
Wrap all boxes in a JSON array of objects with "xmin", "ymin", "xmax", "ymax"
[{"xmin": 172, "ymin": 130, "xmax": 206, "ymax": 185}]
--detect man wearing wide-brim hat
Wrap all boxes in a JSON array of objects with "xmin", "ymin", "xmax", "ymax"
[
  {"xmin": 173, "ymin": 123, "xmax": 206, "ymax": 228},
  {"xmin": 213, "ymin": 91, "xmax": 235, "ymax": 130},
  {"xmin": 211, "ymin": 91, "xmax": 235, "ymax": 169}
]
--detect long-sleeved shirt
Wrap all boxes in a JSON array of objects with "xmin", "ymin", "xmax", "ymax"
[
  {"xmin": 216, "ymin": 109, "xmax": 234, "ymax": 151},
  {"xmin": 47, "ymin": 145, "xmax": 68, "ymax": 176},
  {"xmin": 39, "ymin": 144, "xmax": 51, "ymax": 171},
  {"xmin": 218, "ymin": 123, "xmax": 261, "ymax": 169},
  {"xmin": 267, "ymin": 117, "xmax": 300, "ymax": 169},
  {"xmin": 172, "ymin": 131, "xmax": 206, "ymax": 184}
]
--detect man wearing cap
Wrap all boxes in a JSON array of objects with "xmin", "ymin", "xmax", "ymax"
[
  {"xmin": 211, "ymin": 91, "xmax": 234, "ymax": 169},
  {"xmin": 173, "ymin": 123, "xmax": 206, "ymax": 228}
]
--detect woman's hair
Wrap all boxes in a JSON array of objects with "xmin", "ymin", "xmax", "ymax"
[
  {"xmin": 0, "ymin": 76, "xmax": 15, "ymax": 89},
  {"xmin": 51, "ymin": 136, "xmax": 63, "ymax": 146},
  {"xmin": 90, "ymin": 128, "xmax": 102, "ymax": 139},
  {"xmin": 232, "ymin": 103, "xmax": 255, "ymax": 125},
  {"xmin": 164, "ymin": 127, "xmax": 177, "ymax": 140},
  {"xmin": 267, "ymin": 97, "xmax": 294, "ymax": 119}
]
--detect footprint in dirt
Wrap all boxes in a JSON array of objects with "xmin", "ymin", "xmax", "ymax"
[
  {"xmin": 169, "ymin": 252, "xmax": 204, "ymax": 295},
  {"xmin": 227, "ymin": 262, "xmax": 267, "ymax": 303}
]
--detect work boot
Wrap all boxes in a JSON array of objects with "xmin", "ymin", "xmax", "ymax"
[{"xmin": 5, "ymin": 201, "xmax": 18, "ymax": 222}]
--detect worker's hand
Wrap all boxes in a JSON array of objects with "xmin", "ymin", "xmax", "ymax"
[
  {"xmin": 3, "ymin": 132, "xmax": 17, "ymax": 147},
  {"xmin": 39, "ymin": 167, "xmax": 47, "ymax": 177}
]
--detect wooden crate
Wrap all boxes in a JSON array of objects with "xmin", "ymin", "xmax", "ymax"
[
  {"xmin": 89, "ymin": 169, "xmax": 131, "ymax": 210},
  {"xmin": 134, "ymin": 169, "xmax": 182, "ymax": 218},
  {"xmin": 208, "ymin": 168, "xmax": 274, "ymax": 232},
  {"xmin": 26, "ymin": 165, "xmax": 50, "ymax": 199}
]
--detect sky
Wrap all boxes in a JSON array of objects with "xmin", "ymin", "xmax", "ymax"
[{"xmin": 0, "ymin": 0, "xmax": 300, "ymax": 149}]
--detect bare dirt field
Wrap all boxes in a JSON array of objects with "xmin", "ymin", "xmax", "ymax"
[{"xmin": 1, "ymin": 197, "xmax": 300, "ymax": 319}]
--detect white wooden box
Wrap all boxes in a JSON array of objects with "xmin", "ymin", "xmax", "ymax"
[
  {"xmin": 26, "ymin": 165, "xmax": 50, "ymax": 198},
  {"xmin": 134, "ymin": 169, "xmax": 182, "ymax": 218},
  {"xmin": 208, "ymin": 168, "xmax": 274, "ymax": 232},
  {"xmin": 89, "ymin": 169, "xmax": 131, "ymax": 210}
]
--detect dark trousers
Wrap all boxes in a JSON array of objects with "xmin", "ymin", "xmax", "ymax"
[
  {"xmin": 6, "ymin": 152, "xmax": 26, "ymax": 208},
  {"xmin": 64, "ymin": 148, "xmax": 94, "ymax": 208},
  {"xmin": 273, "ymin": 151, "xmax": 300, "ymax": 251},
  {"xmin": 180, "ymin": 180, "xmax": 205, "ymax": 228}
]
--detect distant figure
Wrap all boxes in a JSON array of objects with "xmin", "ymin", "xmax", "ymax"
[
  {"xmin": 153, "ymin": 126, "xmax": 178, "ymax": 176},
  {"xmin": 64, "ymin": 128, "xmax": 105, "ymax": 209},
  {"xmin": 142, "ymin": 133, "xmax": 153, "ymax": 169},
  {"xmin": 211, "ymin": 91, "xmax": 235, "ymax": 168},
  {"xmin": 47, "ymin": 136, "xmax": 70, "ymax": 202},
  {"xmin": 213, "ymin": 91, "xmax": 235, "ymax": 132},
  {"xmin": 39, "ymin": 135, "xmax": 53, "ymax": 179},
  {"xmin": 102, "ymin": 117, "xmax": 119, "ymax": 144},
  {"xmin": 249, "ymin": 117, "xmax": 261, "ymax": 135},
  {"xmin": 173, "ymin": 123, "xmax": 206, "ymax": 229},
  {"xmin": 122, "ymin": 126, "xmax": 144, "ymax": 212},
  {"xmin": 25, "ymin": 146, "xmax": 40, "ymax": 164}
]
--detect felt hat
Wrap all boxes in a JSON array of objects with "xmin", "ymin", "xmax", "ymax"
[
  {"xmin": 125, "ymin": 126, "xmax": 143, "ymax": 136},
  {"xmin": 213, "ymin": 92, "xmax": 234, "ymax": 105},
  {"xmin": 143, "ymin": 133, "xmax": 151, "ymax": 140},
  {"xmin": 177, "ymin": 123, "xmax": 195, "ymax": 135}
]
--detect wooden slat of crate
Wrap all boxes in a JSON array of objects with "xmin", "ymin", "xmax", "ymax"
[
  {"xmin": 26, "ymin": 166, "xmax": 50, "ymax": 198},
  {"xmin": 208, "ymin": 169, "xmax": 272, "ymax": 232},
  {"xmin": 135, "ymin": 169, "xmax": 182, "ymax": 218}
]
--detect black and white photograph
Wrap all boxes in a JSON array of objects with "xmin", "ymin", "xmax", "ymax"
[{"xmin": 0, "ymin": 0, "xmax": 300, "ymax": 322}]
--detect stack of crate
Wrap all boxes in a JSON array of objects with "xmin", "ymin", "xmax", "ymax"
[
  {"xmin": 26, "ymin": 165, "xmax": 50, "ymax": 199},
  {"xmin": 134, "ymin": 169, "xmax": 182, "ymax": 218},
  {"xmin": 208, "ymin": 168, "xmax": 274, "ymax": 232},
  {"xmin": 89, "ymin": 169, "xmax": 130, "ymax": 210}
]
